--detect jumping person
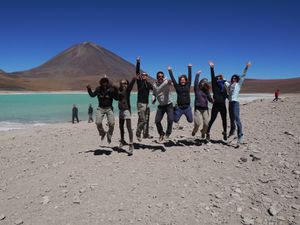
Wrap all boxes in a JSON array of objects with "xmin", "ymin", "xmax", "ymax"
[
  {"xmin": 135, "ymin": 57, "xmax": 153, "ymax": 141},
  {"xmin": 226, "ymin": 61, "xmax": 251, "ymax": 144},
  {"xmin": 88, "ymin": 104, "xmax": 94, "ymax": 123},
  {"xmin": 192, "ymin": 70, "xmax": 213, "ymax": 139},
  {"xmin": 86, "ymin": 76, "xmax": 118, "ymax": 144},
  {"xmin": 152, "ymin": 71, "xmax": 174, "ymax": 142},
  {"xmin": 206, "ymin": 61, "xmax": 228, "ymax": 141},
  {"xmin": 168, "ymin": 64, "xmax": 193, "ymax": 123},
  {"xmin": 72, "ymin": 104, "xmax": 79, "ymax": 123},
  {"xmin": 117, "ymin": 77, "xmax": 136, "ymax": 156}
]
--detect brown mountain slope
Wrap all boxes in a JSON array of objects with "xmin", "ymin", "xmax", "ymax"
[{"xmin": 2, "ymin": 42, "xmax": 147, "ymax": 91}]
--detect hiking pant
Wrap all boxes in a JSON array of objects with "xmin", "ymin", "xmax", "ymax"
[
  {"xmin": 95, "ymin": 107, "xmax": 115, "ymax": 138},
  {"xmin": 207, "ymin": 102, "xmax": 227, "ymax": 134},
  {"xmin": 88, "ymin": 113, "xmax": 93, "ymax": 123},
  {"xmin": 193, "ymin": 109, "xmax": 209, "ymax": 135},
  {"xmin": 72, "ymin": 114, "xmax": 79, "ymax": 123},
  {"xmin": 174, "ymin": 105, "xmax": 193, "ymax": 123},
  {"xmin": 136, "ymin": 103, "xmax": 150, "ymax": 137},
  {"xmin": 155, "ymin": 103, "xmax": 174, "ymax": 136},
  {"xmin": 229, "ymin": 101, "xmax": 243, "ymax": 138}
]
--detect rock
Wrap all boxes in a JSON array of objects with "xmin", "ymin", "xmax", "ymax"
[
  {"xmin": 249, "ymin": 154, "xmax": 261, "ymax": 161},
  {"xmin": 268, "ymin": 203, "xmax": 281, "ymax": 216},
  {"xmin": 73, "ymin": 195, "xmax": 81, "ymax": 204},
  {"xmin": 0, "ymin": 214, "xmax": 6, "ymax": 220},
  {"xmin": 234, "ymin": 188, "xmax": 242, "ymax": 194},
  {"xmin": 241, "ymin": 216, "xmax": 254, "ymax": 225},
  {"xmin": 237, "ymin": 206, "xmax": 243, "ymax": 213},
  {"xmin": 15, "ymin": 219, "xmax": 23, "ymax": 225},
  {"xmin": 291, "ymin": 204, "xmax": 300, "ymax": 211},
  {"xmin": 240, "ymin": 157, "xmax": 247, "ymax": 162},
  {"xmin": 292, "ymin": 170, "xmax": 300, "ymax": 175},
  {"xmin": 42, "ymin": 196, "xmax": 50, "ymax": 205},
  {"xmin": 284, "ymin": 131, "xmax": 295, "ymax": 136}
]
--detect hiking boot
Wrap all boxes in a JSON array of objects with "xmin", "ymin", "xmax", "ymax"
[
  {"xmin": 100, "ymin": 131, "xmax": 106, "ymax": 141},
  {"xmin": 119, "ymin": 139, "xmax": 128, "ymax": 148},
  {"xmin": 201, "ymin": 133, "xmax": 205, "ymax": 139},
  {"xmin": 206, "ymin": 133, "xmax": 210, "ymax": 141},
  {"xmin": 107, "ymin": 133, "xmax": 112, "ymax": 144},
  {"xmin": 159, "ymin": 135, "xmax": 164, "ymax": 142},
  {"xmin": 136, "ymin": 134, "xmax": 142, "ymax": 142},
  {"xmin": 237, "ymin": 135, "xmax": 243, "ymax": 145},
  {"xmin": 222, "ymin": 132, "xmax": 227, "ymax": 141},
  {"xmin": 127, "ymin": 144, "xmax": 133, "ymax": 156}
]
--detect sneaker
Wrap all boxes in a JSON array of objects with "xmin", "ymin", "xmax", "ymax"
[
  {"xmin": 222, "ymin": 132, "xmax": 227, "ymax": 141},
  {"xmin": 136, "ymin": 134, "xmax": 142, "ymax": 142},
  {"xmin": 237, "ymin": 135, "xmax": 243, "ymax": 145},
  {"xmin": 159, "ymin": 135, "xmax": 164, "ymax": 142},
  {"xmin": 107, "ymin": 133, "xmax": 112, "ymax": 144},
  {"xmin": 119, "ymin": 140, "xmax": 128, "ymax": 148},
  {"xmin": 127, "ymin": 144, "xmax": 133, "ymax": 156},
  {"xmin": 206, "ymin": 133, "xmax": 210, "ymax": 141},
  {"xmin": 165, "ymin": 135, "xmax": 170, "ymax": 141},
  {"xmin": 100, "ymin": 131, "xmax": 106, "ymax": 141}
]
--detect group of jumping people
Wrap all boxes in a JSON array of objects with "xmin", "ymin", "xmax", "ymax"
[{"xmin": 87, "ymin": 57, "xmax": 251, "ymax": 156}]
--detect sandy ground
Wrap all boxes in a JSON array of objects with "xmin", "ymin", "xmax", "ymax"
[{"xmin": 0, "ymin": 96, "xmax": 299, "ymax": 225}]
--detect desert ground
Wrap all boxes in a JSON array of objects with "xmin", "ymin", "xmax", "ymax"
[{"xmin": 0, "ymin": 95, "xmax": 299, "ymax": 225}]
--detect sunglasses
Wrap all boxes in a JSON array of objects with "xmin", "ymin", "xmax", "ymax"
[{"xmin": 121, "ymin": 82, "xmax": 127, "ymax": 85}]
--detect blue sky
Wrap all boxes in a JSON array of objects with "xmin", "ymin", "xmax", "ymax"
[{"xmin": 0, "ymin": 0, "xmax": 299, "ymax": 80}]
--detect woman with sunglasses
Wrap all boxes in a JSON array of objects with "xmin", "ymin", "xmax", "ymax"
[
  {"xmin": 168, "ymin": 64, "xmax": 193, "ymax": 124},
  {"xmin": 226, "ymin": 61, "xmax": 251, "ymax": 144},
  {"xmin": 192, "ymin": 70, "xmax": 213, "ymax": 139},
  {"xmin": 152, "ymin": 71, "xmax": 174, "ymax": 142},
  {"xmin": 117, "ymin": 77, "xmax": 136, "ymax": 155}
]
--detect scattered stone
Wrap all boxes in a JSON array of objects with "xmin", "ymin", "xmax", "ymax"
[
  {"xmin": 79, "ymin": 188, "xmax": 86, "ymax": 194},
  {"xmin": 291, "ymin": 204, "xmax": 300, "ymax": 211},
  {"xmin": 241, "ymin": 216, "xmax": 254, "ymax": 225},
  {"xmin": 234, "ymin": 188, "xmax": 242, "ymax": 194},
  {"xmin": 292, "ymin": 170, "xmax": 300, "ymax": 175},
  {"xmin": 268, "ymin": 203, "xmax": 281, "ymax": 216},
  {"xmin": 0, "ymin": 214, "xmax": 6, "ymax": 220},
  {"xmin": 237, "ymin": 206, "xmax": 243, "ymax": 213},
  {"xmin": 15, "ymin": 219, "xmax": 23, "ymax": 225},
  {"xmin": 73, "ymin": 195, "xmax": 81, "ymax": 204},
  {"xmin": 249, "ymin": 154, "xmax": 261, "ymax": 161},
  {"xmin": 240, "ymin": 157, "xmax": 247, "ymax": 162},
  {"xmin": 42, "ymin": 196, "xmax": 50, "ymax": 205},
  {"xmin": 284, "ymin": 131, "xmax": 295, "ymax": 137}
]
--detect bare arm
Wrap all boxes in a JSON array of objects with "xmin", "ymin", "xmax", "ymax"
[{"xmin": 239, "ymin": 61, "xmax": 251, "ymax": 85}]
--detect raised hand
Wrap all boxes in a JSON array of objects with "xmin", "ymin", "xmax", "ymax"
[
  {"xmin": 246, "ymin": 61, "xmax": 251, "ymax": 67},
  {"xmin": 86, "ymin": 84, "xmax": 91, "ymax": 89},
  {"xmin": 188, "ymin": 64, "xmax": 192, "ymax": 67},
  {"xmin": 168, "ymin": 66, "xmax": 172, "ymax": 71},
  {"xmin": 137, "ymin": 56, "xmax": 140, "ymax": 62},
  {"xmin": 208, "ymin": 61, "xmax": 214, "ymax": 68},
  {"xmin": 196, "ymin": 70, "xmax": 202, "ymax": 75}
]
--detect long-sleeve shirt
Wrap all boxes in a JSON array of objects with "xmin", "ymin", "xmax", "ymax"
[
  {"xmin": 210, "ymin": 67, "xmax": 228, "ymax": 104},
  {"xmin": 118, "ymin": 78, "xmax": 136, "ymax": 111},
  {"xmin": 194, "ymin": 73, "xmax": 213, "ymax": 110},
  {"xmin": 225, "ymin": 65, "xmax": 249, "ymax": 102},
  {"xmin": 169, "ymin": 66, "xmax": 192, "ymax": 108},
  {"xmin": 136, "ymin": 60, "xmax": 153, "ymax": 104},
  {"xmin": 153, "ymin": 79, "xmax": 173, "ymax": 106},
  {"xmin": 87, "ymin": 85, "xmax": 118, "ymax": 108}
]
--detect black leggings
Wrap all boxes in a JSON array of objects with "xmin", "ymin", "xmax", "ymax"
[
  {"xmin": 207, "ymin": 103, "xmax": 227, "ymax": 134},
  {"xmin": 119, "ymin": 118, "xmax": 133, "ymax": 143}
]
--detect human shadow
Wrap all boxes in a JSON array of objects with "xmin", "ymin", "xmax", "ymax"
[
  {"xmin": 85, "ymin": 149, "xmax": 112, "ymax": 156},
  {"xmin": 163, "ymin": 138, "xmax": 207, "ymax": 147},
  {"xmin": 209, "ymin": 139, "xmax": 231, "ymax": 146},
  {"xmin": 133, "ymin": 143, "xmax": 166, "ymax": 152}
]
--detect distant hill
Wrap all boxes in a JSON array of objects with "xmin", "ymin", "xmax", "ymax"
[
  {"xmin": 1, "ymin": 42, "xmax": 149, "ymax": 91},
  {"xmin": 0, "ymin": 42, "xmax": 299, "ymax": 92}
]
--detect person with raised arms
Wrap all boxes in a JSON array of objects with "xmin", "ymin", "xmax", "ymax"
[
  {"xmin": 226, "ymin": 61, "xmax": 251, "ymax": 144},
  {"xmin": 168, "ymin": 64, "xmax": 193, "ymax": 124},
  {"xmin": 152, "ymin": 71, "xmax": 174, "ymax": 142}
]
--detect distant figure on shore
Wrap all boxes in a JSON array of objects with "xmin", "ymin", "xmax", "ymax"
[
  {"xmin": 88, "ymin": 104, "xmax": 94, "ymax": 123},
  {"xmin": 192, "ymin": 70, "xmax": 213, "ymax": 139},
  {"xmin": 117, "ymin": 77, "xmax": 136, "ymax": 156},
  {"xmin": 168, "ymin": 64, "xmax": 193, "ymax": 124},
  {"xmin": 152, "ymin": 71, "xmax": 174, "ymax": 142},
  {"xmin": 86, "ymin": 76, "xmax": 119, "ymax": 144},
  {"xmin": 135, "ymin": 57, "xmax": 153, "ymax": 141},
  {"xmin": 273, "ymin": 89, "xmax": 280, "ymax": 102},
  {"xmin": 72, "ymin": 104, "xmax": 79, "ymax": 123},
  {"xmin": 225, "ymin": 61, "xmax": 251, "ymax": 144}
]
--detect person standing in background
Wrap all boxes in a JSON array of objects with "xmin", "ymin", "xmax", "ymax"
[
  {"xmin": 72, "ymin": 104, "xmax": 79, "ymax": 124},
  {"xmin": 273, "ymin": 89, "xmax": 280, "ymax": 102},
  {"xmin": 88, "ymin": 104, "xmax": 94, "ymax": 123}
]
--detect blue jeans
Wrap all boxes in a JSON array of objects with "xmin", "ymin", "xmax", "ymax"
[
  {"xmin": 174, "ymin": 105, "xmax": 193, "ymax": 123},
  {"xmin": 229, "ymin": 101, "xmax": 243, "ymax": 138}
]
